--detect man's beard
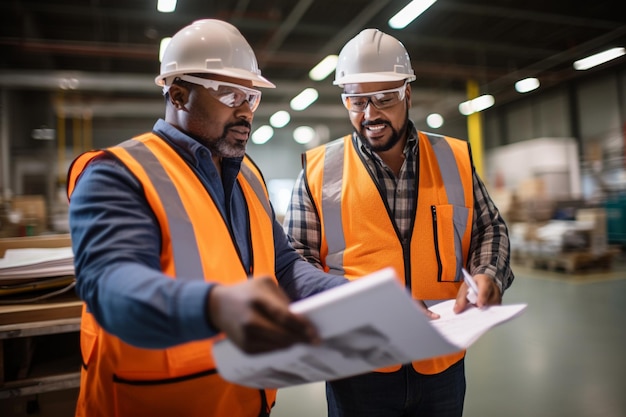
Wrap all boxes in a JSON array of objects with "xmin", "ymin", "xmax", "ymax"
[
  {"xmin": 357, "ymin": 111, "xmax": 409, "ymax": 153},
  {"xmin": 205, "ymin": 120, "xmax": 251, "ymax": 158}
]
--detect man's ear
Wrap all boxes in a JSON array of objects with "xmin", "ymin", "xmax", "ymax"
[{"xmin": 168, "ymin": 83, "xmax": 189, "ymax": 109}]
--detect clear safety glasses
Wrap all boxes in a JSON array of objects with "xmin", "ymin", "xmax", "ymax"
[
  {"xmin": 341, "ymin": 82, "xmax": 408, "ymax": 112},
  {"xmin": 179, "ymin": 75, "xmax": 262, "ymax": 112}
]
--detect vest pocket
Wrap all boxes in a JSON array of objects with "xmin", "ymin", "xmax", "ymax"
[{"xmin": 431, "ymin": 204, "xmax": 467, "ymax": 282}]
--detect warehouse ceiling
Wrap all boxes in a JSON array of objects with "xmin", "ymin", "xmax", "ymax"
[{"xmin": 1, "ymin": 0, "xmax": 626, "ymax": 138}]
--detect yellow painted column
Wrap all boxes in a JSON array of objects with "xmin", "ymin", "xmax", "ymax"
[{"xmin": 466, "ymin": 79, "xmax": 484, "ymax": 178}]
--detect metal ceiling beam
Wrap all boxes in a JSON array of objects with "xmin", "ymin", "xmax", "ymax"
[
  {"xmin": 259, "ymin": 0, "xmax": 315, "ymax": 63},
  {"xmin": 1, "ymin": 36, "xmax": 522, "ymax": 83}
]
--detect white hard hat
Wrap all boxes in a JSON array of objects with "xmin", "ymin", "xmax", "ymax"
[
  {"xmin": 334, "ymin": 28, "xmax": 416, "ymax": 87},
  {"xmin": 155, "ymin": 19, "xmax": 275, "ymax": 88}
]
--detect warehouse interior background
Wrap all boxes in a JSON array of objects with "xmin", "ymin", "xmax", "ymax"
[
  {"xmin": 2, "ymin": 0, "xmax": 626, "ymax": 216},
  {"xmin": 0, "ymin": 1, "xmax": 625, "ymax": 416}
]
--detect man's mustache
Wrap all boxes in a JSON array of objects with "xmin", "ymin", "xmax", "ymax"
[
  {"xmin": 362, "ymin": 119, "xmax": 391, "ymax": 128},
  {"xmin": 226, "ymin": 120, "xmax": 252, "ymax": 130}
]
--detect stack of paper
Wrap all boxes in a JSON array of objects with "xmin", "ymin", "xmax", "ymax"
[
  {"xmin": 213, "ymin": 267, "xmax": 526, "ymax": 389},
  {"xmin": 0, "ymin": 247, "xmax": 75, "ymax": 280}
]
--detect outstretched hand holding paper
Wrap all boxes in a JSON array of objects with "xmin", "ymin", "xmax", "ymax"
[{"xmin": 212, "ymin": 267, "xmax": 526, "ymax": 388}]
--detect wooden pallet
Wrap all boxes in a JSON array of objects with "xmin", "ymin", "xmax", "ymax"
[{"xmin": 516, "ymin": 248, "xmax": 620, "ymax": 273}]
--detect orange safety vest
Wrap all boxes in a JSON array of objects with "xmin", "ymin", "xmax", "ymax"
[
  {"xmin": 303, "ymin": 131, "xmax": 474, "ymax": 375},
  {"xmin": 67, "ymin": 133, "xmax": 277, "ymax": 417}
]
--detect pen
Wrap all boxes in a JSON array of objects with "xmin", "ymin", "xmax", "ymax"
[{"xmin": 461, "ymin": 268, "xmax": 478, "ymax": 304}]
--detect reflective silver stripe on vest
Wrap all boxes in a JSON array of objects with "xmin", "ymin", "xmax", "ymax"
[
  {"xmin": 118, "ymin": 140, "xmax": 203, "ymax": 279},
  {"xmin": 240, "ymin": 162, "xmax": 272, "ymax": 219},
  {"xmin": 423, "ymin": 132, "xmax": 469, "ymax": 282},
  {"xmin": 423, "ymin": 133, "xmax": 465, "ymax": 207},
  {"xmin": 320, "ymin": 139, "xmax": 346, "ymax": 275}
]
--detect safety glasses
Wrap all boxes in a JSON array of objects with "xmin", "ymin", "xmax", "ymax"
[
  {"xmin": 341, "ymin": 82, "xmax": 407, "ymax": 112},
  {"xmin": 179, "ymin": 75, "xmax": 262, "ymax": 112}
]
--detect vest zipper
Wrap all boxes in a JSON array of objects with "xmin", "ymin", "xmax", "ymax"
[
  {"xmin": 431, "ymin": 205, "xmax": 443, "ymax": 282},
  {"xmin": 258, "ymin": 389, "xmax": 270, "ymax": 417},
  {"xmin": 402, "ymin": 239, "xmax": 412, "ymax": 290}
]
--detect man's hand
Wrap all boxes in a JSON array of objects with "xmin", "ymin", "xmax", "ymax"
[
  {"xmin": 416, "ymin": 300, "xmax": 441, "ymax": 320},
  {"xmin": 208, "ymin": 277, "xmax": 320, "ymax": 354},
  {"xmin": 453, "ymin": 273, "xmax": 501, "ymax": 313}
]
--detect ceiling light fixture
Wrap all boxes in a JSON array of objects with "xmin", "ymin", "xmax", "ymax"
[
  {"xmin": 251, "ymin": 125, "xmax": 274, "ymax": 144},
  {"xmin": 458, "ymin": 94, "xmax": 495, "ymax": 116},
  {"xmin": 58, "ymin": 77, "xmax": 80, "ymax": 90},
  {"xmin": 515, "ymin": 77, "xmax": 540, "ymax": 93},
  {"xmin": 290, "ymin": 88, "xmax": 319, "ymax": 111},
  {"xmin": 157, "ymin": 0, "xmax": 177, "ymax": 13},
  {"xmin": 269, "ymin": 110, "xmax": 291, "ymax": 128},
  {"xmin": 426, "ymin": 113, "xmax": 444, "ymax": 128},
  {"xmin": 388, "ymin": 0, "xmax": 437, "ymax": 29},
  {"xmin": 309, "ymin": 55, "xmax": 339, "ymax": 81},
  {"xmin": 293, "ymin": 126, "xmax": 316, "ymax": 144},
  {"xmin": 573, "ymin": 47, "xmax": 625, "ymax": 70}
]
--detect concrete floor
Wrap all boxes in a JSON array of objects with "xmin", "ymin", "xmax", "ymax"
[{"xmin": 272, "ymin": 260, "xmax": 626, "ymax": 417}]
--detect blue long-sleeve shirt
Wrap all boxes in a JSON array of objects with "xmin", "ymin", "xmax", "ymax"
[{"xmin": 68, "ymin": 119, "xmax": 346, "ymax": 349}]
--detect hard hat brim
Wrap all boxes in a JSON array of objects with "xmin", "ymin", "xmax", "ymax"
[
  {"xmin": 156, "ymin": 68, "xmax": 275, "ymax": 88},
  {"xmin": 333, "ymin": 72, "xmax": 416, "ymax": 87}
]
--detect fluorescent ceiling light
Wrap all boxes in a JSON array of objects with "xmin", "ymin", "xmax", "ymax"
[
  {"xmin": 251, "ymin": 125, "xmax": 274, "ymax": 144},
  {"xmin": 309, "ymin": 55, "xmax": 339, "ymax": 81},
  {"xmin": 157, "ymin": 0, "xmax": 177, "ymax": 13},
  {"xmin": 269, "ymin": 110, "xmax": 291, "ymax": 128},
  {"xmin": 290, "ymin": 88, "xmax": 319, "ymax": 111},
  {"xmin": 388, "ymin": 0, "xmax": 437, "ymax": 29},
  {"xmin": 293, "ymin": 126, "xmax": 316, "ymax": 144},
  {"xmin": 426, "ymin": 113, "xmax": 444, "ymax": 129},
  {"xmin": 573, "ymin": 47, "xmax": 625, "ymax": 70},
  {"xmin": 515, "ymin": 77, "xmax": 540, "ymax": 93},
  {"xmin": 458, "ymin": 94, "xmax": 495, "ymax": 116},
  {"xmin": 458, "ymin": 101, "xmax": 473, "ymax": 116},
  {"xmin": 471, "ymin": 94, "xmax": 495, "ymax": 112},
  {"xmin": 58, "ymin": 77, "xmax": 80, "ymax": 90},
  {"xmin": 159, "ymin": 37, "xmax": 171, "ymax": 62}
]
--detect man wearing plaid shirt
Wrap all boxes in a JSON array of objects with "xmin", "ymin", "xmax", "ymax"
[{"xmin": 283, "ymin": 28, "xmax": 514, "ymax": 417}]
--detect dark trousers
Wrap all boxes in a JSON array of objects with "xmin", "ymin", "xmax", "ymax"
[{"xmin": 326, "ymin": 359, "xmax": 466, "ymax": 417}]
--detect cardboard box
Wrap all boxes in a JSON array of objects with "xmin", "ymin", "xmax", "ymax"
[
  {"xmin": 10, "ymin": 195, "xmax": 48, "ymax": 236},
  {"xmin": 517, "ymin": 178, "xmax": 546, "ymax": 201},
  {"xmin": 576, "ymin": 208, "xmax": 608, "ymax": 255}
]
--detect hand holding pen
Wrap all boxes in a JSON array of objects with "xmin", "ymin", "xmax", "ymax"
[
  {"xmin": 454, "ymin": 268, "xmax": 502, "ymax": 313},
  {"xmin": 462, "ymin": 268, "xmax": 479, "ymax": 305}
]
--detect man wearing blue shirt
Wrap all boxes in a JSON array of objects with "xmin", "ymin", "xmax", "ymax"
[{"xmin": 67, "ymin": 19, "xmax": 346, "ymax": 417}]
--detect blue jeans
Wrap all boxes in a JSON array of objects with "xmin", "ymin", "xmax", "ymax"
[{"xmin": 326, "ymin": 359, "xmax": 466, "ymax": 417}]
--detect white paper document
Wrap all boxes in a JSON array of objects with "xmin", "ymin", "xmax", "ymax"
[
  {"xmin": 212, "ymin": 267, "xmax": 526, "ymax": 388},
  {"xmin": 0, "ymin": 247, "xmax": 75, "ymax": 280}
]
